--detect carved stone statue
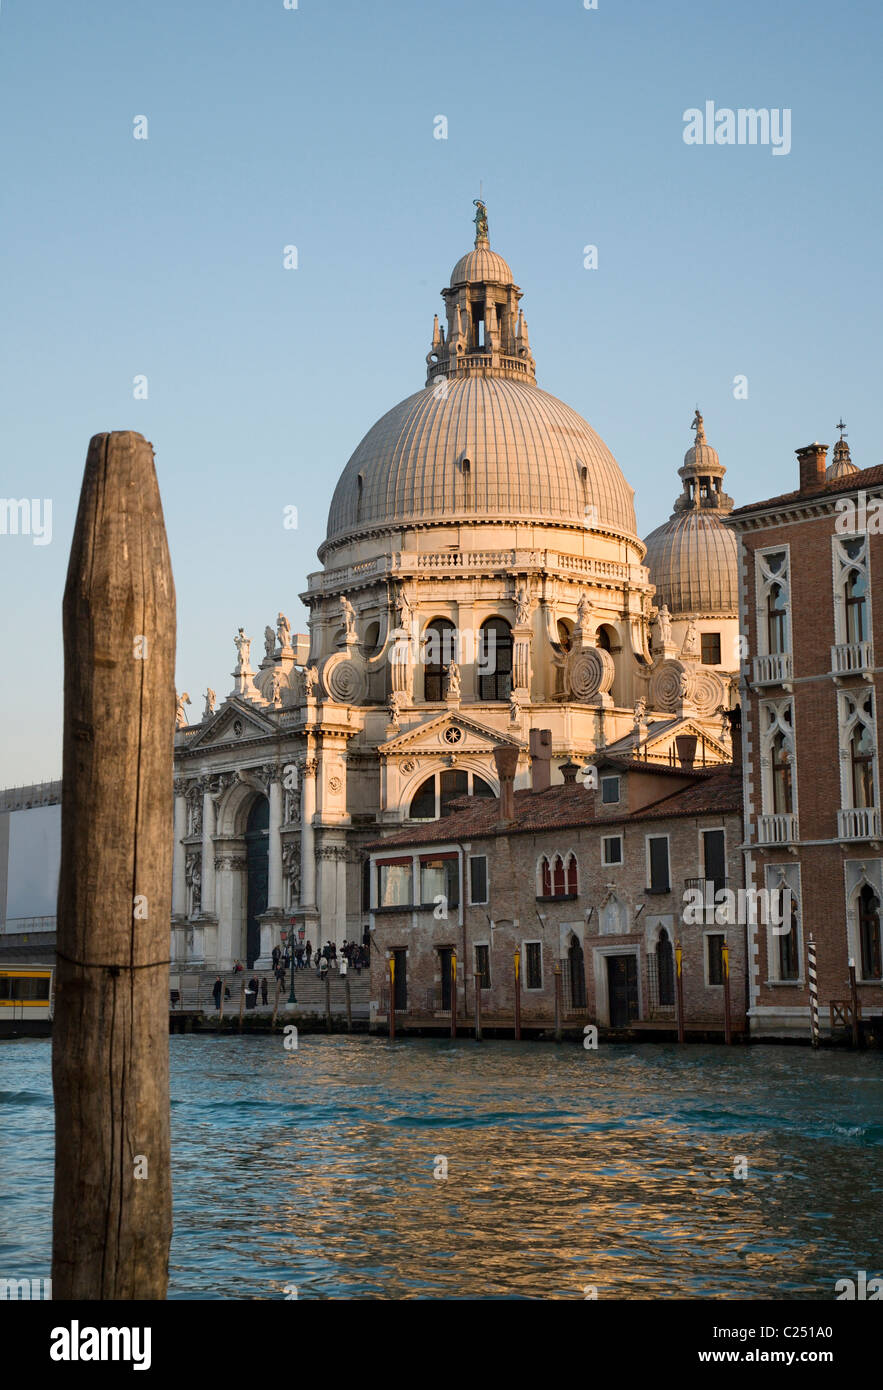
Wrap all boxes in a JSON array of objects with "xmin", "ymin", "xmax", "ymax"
[
  {"xmin": 303, "ymin": 665, "xmax": 318, "ymax": 698},
  {"xmin": 340, "ymin": 594, "xmax": 357, "ymax": 639},
  {"xmin": 576, "ymin": 591, "xmax": 592, "ymax": 631},
  {"xmin": 656, "ymin": 604, "xmax": 673, "ymax": 649},
  {"xmin": 234, "ymin": 628, "xmax": 252, "ymax": 672},
  {"xmin": 277, "ymin": 612, "xmax": 292, "ymax": 650},
  {"xmin": 633, "ymin": 695, "xmax": 647, "ymax": 725},
  {"xmin": 264, "ymin": 625, "xmax": 277, "ymax": 659},
  {"xmin": 203, "ymin": 688, "xmax": 216, "ymax": 720},
  {"xmin": 395, "ymin": 587, "xmax": 412, "ymax": 632},
  {"xmin": 270, "ymin": 668, "xmax": 283, "ymax": 707},
  {"xmin": 509, "ymin": 692, "xmax": 521, "ymax": 724},
  {"xmin": 176, "ymin": 691, "xmax": 191, "ymax": 728},
  {"xmin": 514, "ymin": 582, "xmax": 531, "ymax": 626},
  {"xmin": 445, "ymin": 660, "xmax": 461, "ymax": 699},
  {"xmin": 681, "ymin": 620, "xmax": 700, "ymax": 659},
  {"xmin": 473, "ymin": 198, "xmax": 488, "ymax": 243}
]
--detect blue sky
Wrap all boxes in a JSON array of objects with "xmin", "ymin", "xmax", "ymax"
[{"xmin": 1, "ymin": 0, "xmax": 881, "ymax": 784}]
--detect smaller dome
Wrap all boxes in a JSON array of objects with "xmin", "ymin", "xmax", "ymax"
[
  {"xmin": 827, "ymin": 436, "xmax": 857, "ymax": 479},
  {"xmin": 450, "ymin": 245, "xmax": 514, "ymax": 287},
  {"xmin": 683, "ymin": 440, "xmax": 721, "ymax": 473},
  {"xmin": 644, "ymin": 511, "xmax": 739, "ymax": 617}
]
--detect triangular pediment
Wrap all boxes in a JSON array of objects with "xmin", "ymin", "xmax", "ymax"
[
  {"xmin": 186, "ymin": 696, "xmax": 277, "ymax": 748},
  {"xmin": 378, "ymin": 710, "xmax": 525, "ymax": 757},
  {"xmin": 605, "ymin": 716, "xmax": 729, "ymax": 762}
]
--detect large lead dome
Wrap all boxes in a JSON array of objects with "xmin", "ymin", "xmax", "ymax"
[{"xmin": 322, "ymin": 211, "xmax": 637, "ymax": 554}]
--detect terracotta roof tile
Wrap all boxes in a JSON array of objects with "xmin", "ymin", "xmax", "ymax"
[{"xmin": 729, "ymin": 462, "xmax": 883, "ymax": 518}]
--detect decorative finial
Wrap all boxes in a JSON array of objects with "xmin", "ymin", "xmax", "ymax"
[
  {"xmin": 691, "ymin": 407, "xmax": 706, "ymax": 444},
  {"xmin": 836, "ymin": 418, "xmax": 848, "ymax": 441},
  {"xmin": 473, "ymin": 198, "xmax": 488, "ymax": 247}
]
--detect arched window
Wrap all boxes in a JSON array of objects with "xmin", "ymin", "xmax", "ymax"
[
  {"xmin": 541, "ymin": 856, "xmax": 552, "ymax": 897},
  {"xmin": 771, "ymin": 730, "xmax": 793, "ymax": 814},
  {"xmin": 778, "ymin": 895, "xmax": 799, "ymax": 981},
  {"xmin": 845, "ymin": 566, "xmax": 868, "ymax": 645},
  {"xmin": 851, "ymin": 720, "xmax": 875, "ymax": 808},
  {"xmin": 557, "ymin": 620, "xmax": 573, "ymax": 653},
  {"xmin": 423, "ymin": 619, "xmax": 456, "ymax": 702},
  {"xmin": 767, "ymin": 582, "xmax": 788, "ymax": 654},
  {"xmin": 597, "ymin": 626, "xmax": 612, "ymax": 652},
  {"xmin": 552, "ymin": 854, "xmax": 566, "ymax": 896},
  {"xmin": 859, "ymin": 885, "xmax": 883, "ymax": 980},
  {"xmin": 566, "ymin": 853, "xmax": 578, "ymax": 895},
  {"xmin": 656, "ymin": 928, "xmax": 675, "ymax": 1006},
  {"xmin": 409, "ymin": 770, "xmax": 495, "ymax": 821},
  {"xmin": 478, "ymin": 617, "xmax": 513, "ymax": 701}
]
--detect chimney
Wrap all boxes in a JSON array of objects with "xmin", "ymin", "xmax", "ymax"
[
  {"xmin": 493, "ymin": 745, "xmax": 519, "ymax": 822},
  {"xmin": 675, "ymin": 733, "xmax": 697, "ymax": 771},
  {"xmin": 796, "ymin": 442, "xmax": 828, "ymax": 493},
  {"xmin": 559, "ymin": 759, "xmax": 581, "ymax": 784},
  {"xmin": 529, "ymin": 728, "xmax": 553, "ymax": 792}
]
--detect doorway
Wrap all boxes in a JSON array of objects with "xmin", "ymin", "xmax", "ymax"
[
  {"xmin": 568, "ymin": 936, "xmax": 587, "ymax": 1009},
  {"xmin": 606, "ymin": 954, "xmax": 638, "ymax": 1027},
  {"xmin": 245, "ymin": 796, "xmax": 269, "ymax": 968}
]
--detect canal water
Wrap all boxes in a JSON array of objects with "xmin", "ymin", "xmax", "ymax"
[{"xmin": 2, "ymin": 1036, "xmax": 881, "ymax": 1299}]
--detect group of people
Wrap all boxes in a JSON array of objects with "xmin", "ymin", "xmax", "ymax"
[{"xmin": 210, "ymin": 935, "xmax": 371, "ymax": 1010}]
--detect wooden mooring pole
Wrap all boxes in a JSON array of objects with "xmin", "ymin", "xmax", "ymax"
[
  {"xmin": 848, "ymin": 957, "xmax": 860, "ymax": 1049},
  {"xmin": 553, "ymin": 962, "xmax": 562, "ymax": 1043},
  {"xmin": 450, "ymin": 951, "xmax": 457, "ymax": 1039},
  {"xmin": 513, "ymin": 948, "xmax": 522, "ymax": 1041},
  {"xmin": 474, "ymin": 978, "xmax": 482, "ymax": 1042},
  {"xmin": 345, "ymin": 974, "xmax": 352, "ymax": 1032},
  {"xmin": 675, "ymin": 939, "xmax": 686, "ymax": 1044},
  {"xmin": 722, "ymin": 941, "xmax": 732, "ymax": 1045},
  {"xmin": 52, "ymin": 431, "xmax": 174, "ymax": 1300}
]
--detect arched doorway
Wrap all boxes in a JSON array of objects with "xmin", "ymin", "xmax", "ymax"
[
  {"xmin": 568, "ymin": 935, "xmax": 586, "ymax": 1009},
  {"xmin": 245, "ymin": 796, "xmax": 269, "ymax": 967},
  {"xmin": 656, "ymin": 928, "xmax": 675, "ymax": 1006}
]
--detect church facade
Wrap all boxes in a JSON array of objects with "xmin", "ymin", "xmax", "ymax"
[{"xmin": 170, "ymin": 209, "xmax": 741, "ymax": 971}]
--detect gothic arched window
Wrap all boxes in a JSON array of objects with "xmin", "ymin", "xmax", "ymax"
[{"xmin": 859, "ymin": 885, "xmax": 883, "ymax": 980}]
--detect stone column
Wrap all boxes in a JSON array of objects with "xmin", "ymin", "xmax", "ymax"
[
  {"xmin": 267, "ymin": 771, "xmax": 283, "ymax": 911},
  {"xmin": 512, "ymin": 624, "xmax": 533, "ymax": 696},
  {"xmin": 172, "ymin": 780, "xmax": 187, "ymax": 920},
  {"xmin": 300, "ymin": 756, "xmax": 318, "ymax": 909},
  {"xmin": 201, "ymin": 780, "xmax": 216, "ymax": 918}
]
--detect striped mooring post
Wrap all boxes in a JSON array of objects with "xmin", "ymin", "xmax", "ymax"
[{"xmin": 806, "ymin": 933, "xmax": 820, "ymax": 1047}]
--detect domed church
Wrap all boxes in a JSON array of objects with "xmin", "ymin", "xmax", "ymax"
[{"xmin": 171, "ymin": 207, "xmax": 740, "ymax": 971}]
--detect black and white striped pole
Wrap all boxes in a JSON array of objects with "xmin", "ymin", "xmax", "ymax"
[{"xmin": 806, "ymin": 933, "xmax": 820, "ymax": 1048}]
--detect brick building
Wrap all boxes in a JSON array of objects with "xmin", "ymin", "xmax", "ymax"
[
  {"xmin": 365, "ymin": 732, "xmax": 745, "ymax": 1036},
  {"xmin": 728, "ymin": 433, "xmax": 883, "ymax": 1038}
]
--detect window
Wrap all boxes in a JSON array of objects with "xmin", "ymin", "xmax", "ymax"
[
  {"xmin": 756, "ymin": 549, "xmax": 790, "ymax": 656},
  {"xmin": 778, "ymin": 896, "xmax": 799, "ymax": 981},
  {"xmin": 767, "ymin": 584, "xmax": 788, "ymax": 654},
  {"xmin": 478, "ymin": 618, "xmax": 513, "ymax": 701},
  {"xmin": 602, "ymin": 835, "xmax": 622, "ymax": 866},
  {"xmin": 701, "ymin": 829, "xmax": 726, "ymax": 894},
  {"xmin": 601, "ymin": 776, "xmax": 620, "ymax": 805},
  {"xmin": 859, "ymin": 885, "xmax": 883, "ymax": 980},
  {"xmin": 423, "ymin": 619, "xmax": 457, "ymax": 701},
  {"xmin": 474, "ymin": 944, "xmax": 491, "ymax": 989},
  {"xmin": 420, "ymin": 854, "xmax": 459, "ymax": 909},
  {"xmin": 851, "ymin": 721, "xmax": 875, "ymax": 808},
  {"xmin": 706, "ymin": 933, "xmax": 726, "ymax": 986},
  {"xmin": 647, "ymin": 837, "xmax": 670, "ymax": 893},
  {"xmin": 377, "ymin": 860, "xmax": 412, "ymax": 908},
  {"xmin": 538, "ymin": 852, "xmax": 578, "ymax": 898},
  {"xmin": 701, "ymin": 632, "xmax": 721, "ymax": 665},
  {"xmin": 524, "ymin": 941, "xmax": 543, "ymax": 990},
  {"xmin": 845, "ymin": 566, "xmax": 868, "ymax": 644},
  {"xmin": 361, "ymin": 857, "xmax": 371, "ymax": 911},
  {"xmin": 771, "ymin": 730, "xmax": 793, "ymax": 814},
  {"xmin": 409, "ymin": 771, "xmax": 495, "ymax": 820},
  {"xmin": 469, "ymin": 856, "xmax": 488, "ymax": 904}
]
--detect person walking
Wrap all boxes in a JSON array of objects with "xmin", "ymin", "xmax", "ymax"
[
  {"xmin": 339, "ymin": 954, "xmax": 348, "ymax": 980},
  {"xmin": 272, "ymin": 945, "xmax": 281, "ymax": 972},
  {"xmin": 245, "ymin": 976, "xmax": 258, "ymax": 1010},
  {"xmin": 212, "ymin": 975, "xmax": 223, "ymax": 1010},
  {"xmin": 305, "ymin": 940, "xmax": 312, "ymax": 968},
  {"xmin": 260, "ymin": 976, "xmax": 269, "ymax": 1006}
]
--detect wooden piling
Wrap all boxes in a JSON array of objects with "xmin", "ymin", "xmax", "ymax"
[
  {"xmin": 553, "ymin": 963, "xmax": 562, "ymax": 1043},
  {"xmin": 450, "ymin": 951, "xmax": 457, "ymax": 1039},
  {"xmin": 513, "ymin": 948, "xmax": 521, "ymax": 1041},
  {"xmin": 474, "ymin": 978, "xmax": 482, "ymax": 1042},
  {"xmin": 345, "ymin": 975, "xmax": 352, "ymax": 1032},
  {"xmin": 849, "ymin": 958, "xmax": 860, "ymax": 1049},
  {"xmin": 722, "ymin": 941, "xmax": 732, "ymax": 1045},
  {"xmin": 324, "ymin": 969, "xmax": 332, "ymax": 1032},
  {"xmin": 52, "ymin": 431, "xmax": 174, "ymax": 1301},
  {"xmin": 675, "ymin": 940, "xmax": 685, "ymax": 1044},
  {"xmin": 239, "ymin": 981, "xmax": 245, "ymax": 1031}
]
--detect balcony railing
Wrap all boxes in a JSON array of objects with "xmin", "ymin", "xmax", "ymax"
[
  {"xmin": 837, "ymin": 806, "xmax": 881, "ymax": 841},
  {"xmin": 684, "ymin": 877, "xmax": 728, "ymax": 894},
  {"xmin": 757, "ymin": 813, "xmax": 799, "ymax": 845},
  {"xmin": 752, "ymin": 652, "xmax": 793, "ymax": 687},
  {"xmin": 831, "ymin": 641, "xmax": 874, "ymax": 678}
]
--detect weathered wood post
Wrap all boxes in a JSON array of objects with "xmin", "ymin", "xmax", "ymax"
[
  {"xmin": 272, "ymin": 976, "xmax": 281, "ymax": 1030},
  {"xmin": 722, "ymin": 940, "xmax": 732, "ymax": 1045},
  {"xmin": 345, "ymin": 974, "xmax": 352, "ymax": 1032},
  {"xmin": 388, "ymin": 955, "xmax": 395, "ymax": 1042},
  {"xmin": 675, "ymin": 939, "xmax": 686, "ymax": 1044},
  {"xmin": 474, "ymin": 977, "xmax": 482, "ymax": 1042},
  {"xmin": 513, "ymin": 947, "xmax": 522, "ymax": 1041},
  {"xmin": 848, "ymin": 956, "xmax": 860, "ymax": 1049},
  {"xmin": 324, "ymin": 968, "xmax": 332, "ymax": 1032},
  {"xmin": 239, "ymin": 980, "xmax": 245, "ymax": 1031},
  {"xmin": 52, "ymin": 431, "xmax": 174, "ymax": 1301},
  {"xmin": 553, "ymin": 961, "xmax": 562, "ymax": 1043},
  {"xmin": 450, "ymin": 951, "xmax": 457, "ymax": 1039}
]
